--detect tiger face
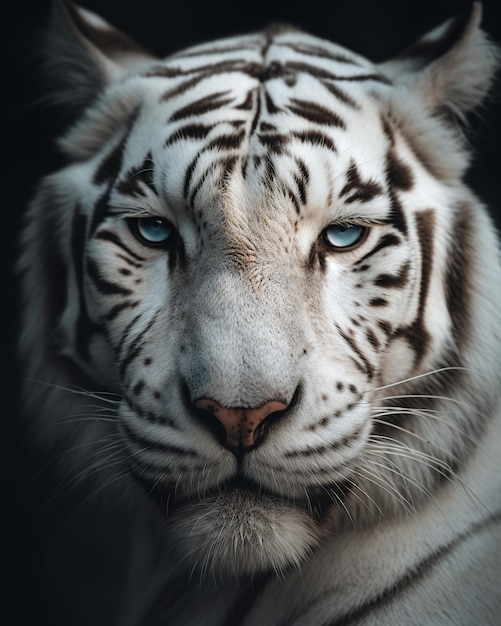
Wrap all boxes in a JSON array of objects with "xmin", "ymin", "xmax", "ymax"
[{"xmin": 20, "ymin": 2, "xmax": 501, "ymax": 579}]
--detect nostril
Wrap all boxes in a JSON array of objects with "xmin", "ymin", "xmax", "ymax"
[
  {"xmin": 194, "ymin": 398, "xmax": 289, "ymax": 451},
  {"xmin": 192, "ymin": 403, "xmax": 228, "ymax": 446}
]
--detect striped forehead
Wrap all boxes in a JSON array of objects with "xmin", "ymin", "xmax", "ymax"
[{"xmin": 110, "ymin": 29, "xmax": 394, "ymax": 227}]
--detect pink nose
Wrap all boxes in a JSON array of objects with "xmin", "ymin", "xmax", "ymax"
[{"xmin": 194, "ymin": 398, "xmax": 288, "ymax": 449}]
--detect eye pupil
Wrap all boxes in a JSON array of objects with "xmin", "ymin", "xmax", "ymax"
[{"xmin": 324, "ymin": 223, "xmax": 365, "ymax": 250}]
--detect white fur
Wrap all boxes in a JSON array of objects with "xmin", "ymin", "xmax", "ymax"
[{"xmin": 19, "ymin": 3, "xmax": 501, "ymax": 624}]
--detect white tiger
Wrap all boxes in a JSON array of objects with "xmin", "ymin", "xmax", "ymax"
[{"xmin": 19, "ymin": 1, "xmax": 501, "ymax": 624}]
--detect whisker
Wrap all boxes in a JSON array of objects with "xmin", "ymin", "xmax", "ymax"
[
  {"xmin": 364, "ymin": 366, "xmax": 468, "ymax": 395},
  {"xmin": 371, "ymin": 418, "xmax": 433, "ymax": 445},
  {"xmin": 23, "ymin": 377, "xmax": 122, "ymax": 405},
  {"xmin": 354, "ymin": 465, "xmax": 416, "ymax": 516},
  {"xmin": 370, "ymin": 406, "xmax": 478, "ymax": 443}
]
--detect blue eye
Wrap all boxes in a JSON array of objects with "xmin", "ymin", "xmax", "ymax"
[
  {"xmin": 129, "ymin": 217, "xmax": 173, "ymax": 247},
  {"xmin": 324, "ymin": 223, "xmax": 366, "ymax": 250}
]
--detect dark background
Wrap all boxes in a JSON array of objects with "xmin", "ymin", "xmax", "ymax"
[{"xmin": 3, "ymin": 1, "xmax": 501, "ymax": 624}]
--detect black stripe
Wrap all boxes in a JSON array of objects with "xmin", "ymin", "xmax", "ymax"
[
  {"xmin": 122, "ymin": 421, "xmax": 198, "ymax": 457},
  {"xmin": 92, "ymin": 110, "xmax": 138, "ymax": 186},
  {"xmin": 369, "ymin": 297, "xmax": 388, "ymax": 307},
  {"xmin": 204, "ymin": 128, "xmax": 246, "ymax": 151},
  {"xmin": 248, "ymin": 90, "xmax": 261, "ymax": 137},
  {"xmin": 288, "ymin": 98, "xmax": 346, "ymax": 128},
  {"xmin": 336, "ymin": 325, "xmax": 375, "ymax": 380},
  {"xmin": 95, "ymin": 230, "xmax": 146, "ymax": 262},
  {"xmin": 119, "ymin": 312, "xmax": 160, "ymax": 380},
  {"xmin": 178, "ymin": 43, "xmax": 259, "ymax": 59},
  {"xmin": 161, "ymin": 74, "xmax": 209, "ymax": 101},
  {"xmin": 236, "ymin": 91, "xmax": 255, "ymax": 111},
  {"xmin": 445, "ymin": 204, "xmax": 474, "ymax": 350},
  {"xmin": 150, "ymin": 59, "xmax": 262, "ymax": 80},
  {"xmin": 294, "ymin": 165, "xmax": 308, "ymax": 205},
  {"xmin": 292, "ymin": 130, "xmax": 337, "ymax": 152},
  {"xmin": 340, "ymin": 161, "xmax": 383, "ymax": 204},
  {"xmin": 258, "ymin": 131, "xmax": 288, "ymax": 152},
  {"xmin": 265, "ymin": 92, "xmax": 281, "ymax": 114},
  {"xmin": 169, "ymin": 91, "xmax": 234, "ymax": 122},
  {"xmin": 355, "ymin": 234, "xmax": 401, "ymax": 265},
  {"xmin": 284, "ymin": 425, "xmax": 363, "ymax": 458},
  {"xmin": 393, "ymin": 210, "xmax": 434, "ymax": 363},
  {"xmin": 387, "ymin": 193, "xmax": 408, "ymax": 236},
  {"xmin": 90, "ymin": 188, "xmax": 111, "ymax": 236},
  {"xmin": 116, "ymin": 152, "xmax": 156, "ymax": 198},
  {"xmin": 183, "ymin": 153, "xmax": 201, "ymax": 199},
  {"xmin": 284, "ymin": 42, "xmax": 361, "ymax": 66},
  {"xmin": 283, "ymin": 61, "xmax": 392, "ymax": 85},
  {"xmin": 105, "ymin": 300, "xmax": 140, "ymax": 322},
  {"xmin": 165, "ymin": 123, "xmax": 215, "ymax": 145},
  {"xmin": 386, "ymin": 149, "xmax": 414, "ymax": 191},
  {"xmin": 183, "ymin": 129, "xmax": 246, "ymax": 200},
  {"xmin": 322, "ymin": 81, "xmax": 361, "ymax": 109},
  {"xmin": 86, "ymin": 257, "xmax": 132, "ymax": 297},
  {"xmin": 374, "ymin": 262, "xmax": 410, "ymax": 289},
  {"xmin": 320, "ymin": 510, "xmax": 501, "ymax": 626},
  {"xmin": 93, "ymin": 133, "xmax": 128, "ymax": 186}
]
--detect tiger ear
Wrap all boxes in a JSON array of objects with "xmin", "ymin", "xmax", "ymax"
[
  {"xmin": 379, "ymin": 3, "xmax": 499, "ymax": 121},
  {"xmin": 43, "ymin": 0, "xmax": 156, "ymax": 113}
]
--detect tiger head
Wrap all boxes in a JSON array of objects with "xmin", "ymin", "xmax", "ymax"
[{"xmin": 19, "ymin": 1, "xmax": 501, "ymax": 578}]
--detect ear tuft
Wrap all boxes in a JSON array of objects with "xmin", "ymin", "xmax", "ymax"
[
  {"xmin": 41, "ymin": 0, "xmax": 155, "ymax": 115},
  {"xmin": 380, "ymin": 3, "xmax": 500, "ymax": 121}
]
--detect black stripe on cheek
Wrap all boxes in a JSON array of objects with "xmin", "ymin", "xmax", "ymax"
[
  {"xmin": 95, "ymin": 230, "xmax": 146, "ymax": 263},
  {"xmin": 337, "ymin": 325, "xmax": 375, "ymax": 380},
  {"xmin": 445, "ymin": 203, "xmax": 474, "ymax": 350},
  {"xmin": 105, "ymin": 300, "xmax": 140, "ymax": 322},
  {"xmin": 118, "ymin": 312, "xmax": 160, "ymax": 380},
  {"xmin": 86, "ymin": 257, "xmax": 133, "ymax": 296},
  {"xmin": 374, "ymin": 262, "xmax": 410, "ymax": 289},
  {"xmin": 122, "ymin": 421, "xmax": 198, "ymax": 457},
  {"xmin": 393, "ymin": 209, "xmax": 435, "ymax": 365}
]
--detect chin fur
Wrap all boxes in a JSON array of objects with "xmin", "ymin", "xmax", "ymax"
[{"xmin": 164, "ymin": 489, "xmax": 322, "ymax": 579}]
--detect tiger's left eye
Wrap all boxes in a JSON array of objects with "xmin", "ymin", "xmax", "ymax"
[
  {"xmin": 128, "ymin": 217, "xmax": 173, "ymax": 247},
  {"xmin": 323, "ymin": 223, "xmax": 367, "ymax": 250}
]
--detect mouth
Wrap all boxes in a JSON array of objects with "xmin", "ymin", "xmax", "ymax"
[
  {"xmin": 133, "ymin": 464, "xmax": 348, "ymax": 525},
  {"xmin": 129, "ymin": 460, "xmax": 352, "ymax": 577}
]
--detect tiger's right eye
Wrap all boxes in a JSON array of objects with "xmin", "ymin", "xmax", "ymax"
[{"xmin": 128, "ymin": 217, "xmax": 173, "ymax": 248}]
